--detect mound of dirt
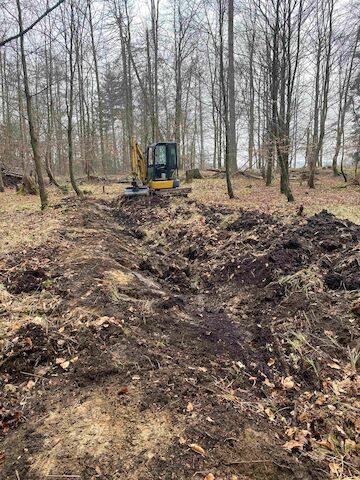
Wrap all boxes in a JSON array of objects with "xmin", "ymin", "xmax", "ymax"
[
  {"xmin": 297, "ymin": 210, "xmax": 359, "ymax": 252},
  {"xmin": 6, "ymin": 268, "xmax": 48, "ymax": 294},
  {"xmin": 227, "ymin": 209, "xmax": 278, "ymax": 232}
]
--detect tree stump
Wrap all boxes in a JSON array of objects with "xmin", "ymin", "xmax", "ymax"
[
  {"xmin": 0, "ymin": 168, "xmax": 4, "ymax": 192},
  {"xmin": 185, "ymin": 168, "xmax": 202, "ymax": 182},
  {"xmin": 22, "ymin": 174, "xmax": 38, "ymax": 195}
]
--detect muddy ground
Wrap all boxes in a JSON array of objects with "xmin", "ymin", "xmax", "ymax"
[{"xmin": 0, "ymin": 195, "xmax": 359, "ymax": 480}]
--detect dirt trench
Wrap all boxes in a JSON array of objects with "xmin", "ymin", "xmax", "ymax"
[{"xmin": 0, "ymin": 196, "xmax": 359, "ymax": 480}]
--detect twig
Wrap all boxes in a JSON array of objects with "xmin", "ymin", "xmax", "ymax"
[
  {"xmin": 45, "ymin": 476, "xmax": 82, "ymax": 479},
  {"xmin": 20, "ymin": 371, "xmax": 48, "ymax": 379},
  {"xmin": 223, "ymin": 459, "xmax": 272, "ymax": 465}
]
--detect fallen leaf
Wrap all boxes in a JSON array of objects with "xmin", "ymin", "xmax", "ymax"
[
  {"xmin": 267, "ymin": 358, "xmax": 275, "ymax": 367},
  {"xmin": 186, "ymin": 402, "xmax": 194, "ymax": 413},
  {"xmin": 263, "ymin": 377, "xmax": 275, "ymax": 388},
  {"xmin": 60, "ymin": 361, "xmax": 70, "ymax": 370},
  {"xmin": 23, "ymin": 337, "xmax": 33, "ymax": 348},
  {"xmin": 204, "ymin": 474, "xmax": 215, "ymax": 480},
  {"xmin": 283, "ymin": 439, "xmax": 304, "ymax": 450},
  {"xmin": 118, "ymin": 387, "xmax": 129, "ymax": 395},
  {"xmin": 55, "ymin": 357, "xmax": 66, "ymax": 365},
  {"xmin": 315, "ymin": 394, "xmax": 326, "ymax": 405},
  {"xmin": 189, "ymin": 443, "xmax": 206, "ymax": 456},
  {"xmin": 4, "ymin": 384, "xmax": 17, "ymax": 393},
  {"xmin": 335, "ymin": 425, "xmax": 346, "ymax": 436},
  {"xmin": 285, "ymin": 427, "xmax": 297, "ymax": 437},
  {"xmin": 327, "ymin": 362, "xmax": 341, "ymax": 370},
  {"xmin": 265, "ymin": 407, "xmax": 275, "ymax": 421},
  {"xmin": 281, "ymin": 376, "xmax": 295, "ymax": 390},
  {"xmin": 344, "ymin": 439, "xmax": 357, "ymax": 451},
  {"xmin": 25, "ymin": 380, "xmax": 36, "ymax": 391},
  {"xmin": 70, "ymin": 356, "xmax": 79, "ymax": 363},
  {"xmin": 329, "ymin": 462, "xmax": 341, "ymax": 475},
  {"xmin": 298, "ymin": 411, "xmax": 309, "ymax": 422},
  {"xmin": 35, "ymin": 366, "xmax": 50, "ymax": 376},
  {"xmin": 316, "ymin": 438, "xmax": 334, "ymax": 451},
  {"xmin": 354, "ymin": 418, "xmax": 360, "ymax": 434}
]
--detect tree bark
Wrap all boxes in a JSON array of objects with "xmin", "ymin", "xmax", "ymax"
[
  {"xmin": 88, "ymin": 0, "xmax": 106, "ymax": 176},
  {"xmin": 67, "ymin": 0, "xmax": 83, "ymax": 197},
  {"xmin": 0, "ymin": 168, "xmax": 4, "ymax": 192},
  {"xmin": 227, "ymin": 0, "xmax": 237, "ymax": 172},
  {"xmin": 219, "ymin": 0, "xmax": 234, "ymax": 198},
  {"xmin": 16, "ymin": 0, "xmax": 48, "ymax": 210}
]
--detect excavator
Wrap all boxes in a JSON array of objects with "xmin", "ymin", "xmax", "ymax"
[{"xmin": 124, "ymin": 137, "xmax": 191, "ymax": 197}]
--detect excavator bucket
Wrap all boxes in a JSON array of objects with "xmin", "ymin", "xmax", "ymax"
[{"xmin": 123, "ymin": 185, "xmax": 149, "ymax": 197}]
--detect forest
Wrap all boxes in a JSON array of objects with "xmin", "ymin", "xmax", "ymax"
[{"xmin": 0, "ymin": 0, "xmax": 360, "ymax": 478}]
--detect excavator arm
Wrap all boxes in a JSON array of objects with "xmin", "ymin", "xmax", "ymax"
[
  {"xmin": 123, "ymin": 137, "xmax": 150, "ymax": 197},
  {"xmin": 131, "ymin": 136, "xmax": 147, "ymax": 184}
]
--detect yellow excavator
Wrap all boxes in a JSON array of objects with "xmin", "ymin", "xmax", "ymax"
[{"xmin": 124, "ymin": 137, "xmax": 191, "ymax": 197}]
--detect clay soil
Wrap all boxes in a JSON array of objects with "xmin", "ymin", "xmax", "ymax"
[{"xmin": 0, "ymin": 191, "xmax": 359, "ymax": 480}]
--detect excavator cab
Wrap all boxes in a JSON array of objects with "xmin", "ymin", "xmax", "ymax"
[{"xmin": 146, "ymin": 142, "xmax": 180, "ymax": 190}]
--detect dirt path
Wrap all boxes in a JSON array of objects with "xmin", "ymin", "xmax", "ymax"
[{"xmin": 0, "ymin": 197, "xmax": 359, "ymax": 480}]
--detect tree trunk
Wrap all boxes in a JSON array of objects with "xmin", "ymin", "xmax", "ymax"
[
  {"xmin": 0, "ymin": 168, "xmax": 4, "ymax": 192},
  {"xmin": 88, "ymin": 0, "xmax": 106, "ymax": 177},
  {"xmin": 16, "ymin": 0, "xmax": 48, "ymax": 210},
  {"xmin": 67, "ymin": 0, "xmax": 83, "ymax": 197},
  {"xmin": 248, "ymin": 31, "xmax": 255, "ymax": 170},
  {"xmin": 198, "ymin": 74, "xmax": 205, "ymax": 169},
  {"xmin": 227, "ymin": 0, "xmax": 237, "ymax": 172},
  {"xmin": 219, "ymin": 0, "xmax": 234, "ymax": 198}
]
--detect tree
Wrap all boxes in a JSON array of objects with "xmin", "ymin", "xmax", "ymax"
[
  {"xmin": 88, "ymin": 0, "xmax": 106, "ymax": 176},
  {"xmin": 219, "ymin": 0, "xmax": 234, "ymax": 198},
  {"xmin": 65, "ymin": 0, "xmax": 83, "ymax": 197},
  {"xmin": 332, "ymin": 27, "xmax": 359, "ymax": 176},
  {"xmin": 0, "ymin": 167, "xmax": 4, "ymax": 192},
  {"xmin": 308, "ymin": 0, "xmax": 334, "ymax": 189},
  {"xmin": 227, "ymin": 0, "xmax": 237, "ymax": 173},
  {"xmin": 16, "ymin": 0, "xmax": 48, "ymax": 209}
]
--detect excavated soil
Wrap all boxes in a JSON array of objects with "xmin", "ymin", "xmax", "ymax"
[{"xmin": 0, "ymin": 196, "xmax": 359, "ymax": 480}]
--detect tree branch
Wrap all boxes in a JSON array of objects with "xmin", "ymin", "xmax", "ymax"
[{"xmin": 0, "ymin": 0, "xmax": 66, "ymax": 47}]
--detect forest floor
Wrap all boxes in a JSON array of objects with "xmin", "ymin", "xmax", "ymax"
[{"xmin": 0, "ymin": 171, "xmax": 359, "ymax": 480}]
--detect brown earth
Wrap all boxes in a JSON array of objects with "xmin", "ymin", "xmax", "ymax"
[{"xmin": 0, "ymin": 195, "xmax": 359, "ymax": 480}]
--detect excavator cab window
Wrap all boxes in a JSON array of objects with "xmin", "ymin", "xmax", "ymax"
[
  {"xmin": 155, "ymin": 145, "xmax": 167, "ymax": 167},
  {"xmin": 147, "ymin": 142, "xmax": 178, "ymax": 180},
  {"xmin": 167, "ymin": 143, "xmax": 177, "ymax": 171}
]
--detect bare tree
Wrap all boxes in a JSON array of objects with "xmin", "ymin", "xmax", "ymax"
[
  {"xmin": 65, "ymin": 0, "xmax": 83, "ymax": 197},
  {"xmin": 219, "ymin": 0, "xmax": 234, "ymax": 198},
  {"xmin": 332, "ymin": 27, "xmax": 359, "ymax": 176},
  {"xmin": 16, "ymin": 0, "xmax": 48, "ymax": 209},
  {"xmin": 308, "ymin": 0, "xmax": 334, "ymax": 189}
]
